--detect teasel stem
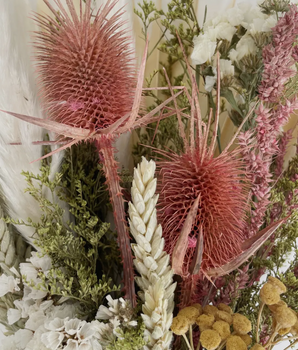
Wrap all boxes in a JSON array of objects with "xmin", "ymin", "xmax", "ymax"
[{"xmin": 96, "ymin": 136, "xmax": 136, "ymax": 307}]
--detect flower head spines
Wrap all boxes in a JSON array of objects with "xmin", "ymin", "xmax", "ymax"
[{"xmin": 34, "ymin": 0, "xmax": 136, "ymax": 131}]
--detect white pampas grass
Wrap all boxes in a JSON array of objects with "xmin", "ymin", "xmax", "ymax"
[
  {"xmin": 129, "ymin": 157, "xmax": 176, "ymax": 350},
  {"xmin": 0, "ymin": 0, "xmax": 65, "ymax": 246}
]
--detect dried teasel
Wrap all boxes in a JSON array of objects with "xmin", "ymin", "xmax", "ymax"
[
  {"xmin": 0, "ymin": 0, "xmax": 182, "ymax": 306},
  {"xmin": 155, "ymin": 38, "xmax": 289, "ymax": 308}
]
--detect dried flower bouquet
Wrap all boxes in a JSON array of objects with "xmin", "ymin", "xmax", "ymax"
[{"xmin": 0, "ymin": 1, "xmax": 298, "ymax": 350}]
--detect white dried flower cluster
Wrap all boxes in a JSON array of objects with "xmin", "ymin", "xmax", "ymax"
[
  {"xmin": 191, "ymin": 2, "xmax": 278, "ymax": 92},
  {"xmin": 96, "ymin": 295, "xmax": 137, "ymax": 337},
  {"xmin": 128, "ymin": 157, "xmax": 176, "ymax": 350}
]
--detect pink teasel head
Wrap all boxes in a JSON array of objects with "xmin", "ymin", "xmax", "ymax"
[
  {"xmin": 155, "ymin": 42, "xmax": 287, "ymax": 281},
  {"xmin": 34, "ymin": 0, "xmax": 136, "ymax": 132}
]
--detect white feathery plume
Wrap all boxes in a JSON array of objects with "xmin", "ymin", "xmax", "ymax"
[
  {"xmin": 129, "ymin": 157, "xmax": 176, "ymax": 350},
  {"xmin": 0, "ymin": 0, "xmax": 65, "ymax": 247}
]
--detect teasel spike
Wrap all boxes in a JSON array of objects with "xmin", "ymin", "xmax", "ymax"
[
  {"xmin": 176, "ymin": 32, "xmax": 203, "ymax": 149},
  {"xmin": 163, "ymin": 68, "xmax": 189, "ymax": 153},
  {"xmin": 208, "ymin": 52, "xmax": 221, "ymax": 158},
  {"xmin": 129, "ymin": 157, "xmax": 176, "ymax": 350}
]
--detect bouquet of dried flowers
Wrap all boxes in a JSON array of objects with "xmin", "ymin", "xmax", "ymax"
[{"xmin": 0, "ymin": 0, "xmax": 298, "ymax": 349}]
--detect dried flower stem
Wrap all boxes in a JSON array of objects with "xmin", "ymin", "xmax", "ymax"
[
  {"xmin": 182, "ymin": 334, "xmax": 192, "ymax": 350},
  {"xmin": 256, "ymin": 301, "xmax": 265, "ymax": 343},
  {"xmin": 97, "ymin": 136, "xmax": 135, "ymax": 306}
]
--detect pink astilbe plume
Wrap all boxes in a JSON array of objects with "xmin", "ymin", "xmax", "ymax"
[
  {"xmin": 239, "ymin": 5, "xmax": 298, "ymax": 238},
  {"xmin": 0, "ymin": 0, "xmax": 183, "ymax": 307}
]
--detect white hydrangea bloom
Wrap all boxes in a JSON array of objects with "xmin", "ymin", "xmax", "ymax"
[
  {"xmin": 0, "ymin": 274, "xmax": 20, "ymax": 297},
  {"xmin": 191, "ymin": 34, "xmax": 217, "ymax": 65}
]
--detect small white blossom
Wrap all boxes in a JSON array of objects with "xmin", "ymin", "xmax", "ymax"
[
  {"xmin": 249, "ymin": 15, "xmax": 277, "ymax": 35},
  {"xmin": 0, "ymin": 274, "xmax": 20, "ymax": 297},
  {"xmin": 41, "ymin": 331, "xmax": 64, "ymax": 350},
  {"xmin": 191, "ymin": 34, "xmax": 217, "ymax": 65},
  {"xmin": 206, "ymin": 22, "xmax": 237, "ymax": 42},
  {"xmin": 229, "ymin": 35, "xmax": 257, "ymax": 62}
]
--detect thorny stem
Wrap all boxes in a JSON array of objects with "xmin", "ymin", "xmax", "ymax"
[
  {"xmin": 256, "ymin": 301, "xmax": 265, "ymax": 343},
  {"xmin": 96, "ymin": 136, "xmax": 136, "ymax": 307}
]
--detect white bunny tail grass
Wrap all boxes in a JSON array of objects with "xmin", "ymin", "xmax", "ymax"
[
  {"xmin": 0, "ymin": 0, "xmax": 65, "ymax": 247},
  {"xmin": 129, "ymin": 157, "xmax": 176, "ymax": 350}
]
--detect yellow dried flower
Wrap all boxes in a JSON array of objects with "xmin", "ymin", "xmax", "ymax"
[
  {"xmin": 268, "ymin": 300, "xmax": 287, "ymax": 313},
  {"xmin": 200, "ymin": 329, "xmax": 221, "ymax": 350},
  {"xmin": 191, "ymin": 303, "xmax": 203, "ymax": 316},
  {"xmin": 291, "ymin": 319, "xmax": 298, "ymax": 335},
  {"xmin": 267, "ymin": 276, "xmax": 287, "ymax": 294},
  {"xmin": 196, "ymin": 314, "xmax": 215, "ymax": 331},
  {"xmin": 203, "ymin": 305, "xmax": 218, "ymax": 316},
  {"xmin": 217, "ymin": 303, "xmax": 233, "ymax": 315},
  {"xmin": 238, "ymin": 334, "xmax": 252, "ymax": 346},
  {"xmin": 212, "ymin": 320, "xmax": 230, "ymax": 340},
  {"xmin": 232, "ymin": 313, "xmax": 252, "ymax": 335},
  {"xmin": 178, "ymin": 306, "xmax": 200, "ymax": 325},
  {"xmin": 250, "ymin": 344, "xmax": 265, "ymax": 350},
  {"xmin": 274, "ymin": 306, "xmax": 297, "ymax": 328},
  {"xmin": 171, "ymin": 315, "xmax": 189, "ymax": 335},
  {"xmin": 259, "ymin": 283, "xmax": 280, "ymax": 305},
  {"xmin": 215, "ymin": 310, "xmax": 233, "ymax": 325},
  {"xmin": 226, "ymin": 335, "xmax": 247, "ymax": 350},
  {"xmin": 278, "ymin": 327, "xmax": 291, "ymax": 335}
]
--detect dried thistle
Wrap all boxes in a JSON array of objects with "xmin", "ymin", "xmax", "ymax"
[
  {"xmin": 1, "ymin": 0, "xmax": 181, "ymax": 307},
  {"xmin": 155, "ymin": 39, "xmax": 289, "ymax": 307}
]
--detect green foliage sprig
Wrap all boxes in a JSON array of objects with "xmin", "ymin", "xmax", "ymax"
[
  {"xmin": 107, "ymin": 319, "xmax": 147, "ymax": 350},
  {"xmin": 6, "ymin": 143, "xmax": 127, "ymax": 318}
]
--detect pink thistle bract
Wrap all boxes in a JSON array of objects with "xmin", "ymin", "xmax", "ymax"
[
  {"xmin": 34, "ymin": 0, "xmax": 135, "ymax": 131},
  {"xmin": 158, "ymin": 147, "xmax": 249, "ymax": 274}
]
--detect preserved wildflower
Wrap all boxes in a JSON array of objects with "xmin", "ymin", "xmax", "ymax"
[
  {"xmin": 215, "ymin": 310, "xmax": 233, "ymax": 325},
  {"xmin": 171, "ymin": 316, "xmax": 189, "ymax": 335},
  {"xmin": 232, "ymin": 313, "xmax": 252, "ymax": 334},
  {"xmin": 200, "ymin": 329, "xmax": 221, "ymax": 350},
  {"xmin": 267, "ymin": 276, "xmax": 287, "ymax": 294},
  {"xmin": 191, "ymin": 303, "xmax": 203, "ymax": 315},
  {"xmin": 196, "ymin": 314, "xmax": 215, "ymax": 331},
  {"xmin": 238, "ymin": 334, "xmax": 252, "ymax": 346},
  {"xmin": 212, "ymin": 320, "xmax": 230, "ymax": 340},
  {"xmin": 251, "ymin": 344, "xmax": 266, "ymax": 350},
  {"xmin": 178, "ymin": 306, "xmax": 200, "ymax": 325},
  {"xmin": 226, "ymin": 335, "xmax": 247, "ymax": 350},
  {"xmin": 203, "ymin": 305, "xmax": 218, "ymax": 316},
  {"xmin": 274, "ymin": 306, "xmax": 297, "ymax": 328},
  {"xmin": 217, "ymin": 303, "xmax": 233, "ymax": 315},
  {"xmin": 259, "ymin": 283, "xmax": 280, "ymax": 305}
]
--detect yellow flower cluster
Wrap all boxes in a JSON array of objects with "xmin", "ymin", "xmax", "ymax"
[
  {"xmin": 171, "ymin": 303, "xmax": 253, "ymax": 350},
  {"xmin": 260, "ymin": 277, "xmax": 298, "ymax": 334}
]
